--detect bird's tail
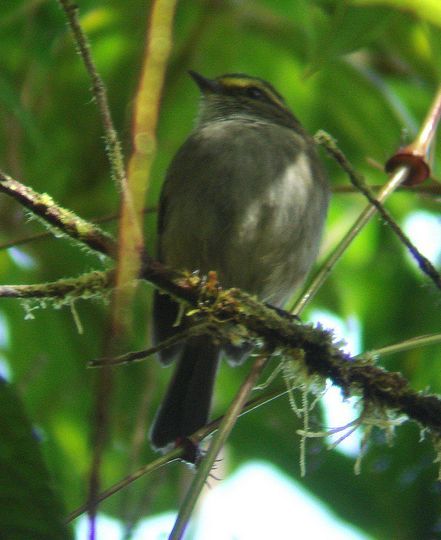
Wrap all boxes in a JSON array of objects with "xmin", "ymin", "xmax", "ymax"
[{"xmin": 149, "ymin": 336, "xmax": 220, "ymax": 451}]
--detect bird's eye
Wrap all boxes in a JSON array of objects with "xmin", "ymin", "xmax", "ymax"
[{"xmin": 244, "ymin": 86, "xmax": 266, "ymax": 101}]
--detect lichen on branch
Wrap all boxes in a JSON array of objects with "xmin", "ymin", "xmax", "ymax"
[
  {"xmin": 1, "ymin": 171, "xmax": 440, "ymax": 447},
  {"xmin": 0, "ymin": 171, "xmax": 117, "ymax": 258},
  {"xmin": 0, "ymin": 270, "xmax": 113, "ymax": 302}
]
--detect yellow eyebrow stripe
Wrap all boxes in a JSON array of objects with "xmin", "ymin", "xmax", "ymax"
[
  {"xmin": 220, "ymin": 77, "xmax": 253, "ymax": 88},
  {"xmin": 217, "ymin": 77, "xmax": 286, "ymax": 109}
]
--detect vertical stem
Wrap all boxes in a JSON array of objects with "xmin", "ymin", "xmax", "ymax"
[
  {"xmin": 87, "ymin": 0, "xmax": 178, "ymax": 532},
  {"xmin": 114, "ymin": 0, "xmax": 178, "ymax": 334},
  {"xmin": 57, "ymin": 0, "xmax": 126, "ymax": 190}
]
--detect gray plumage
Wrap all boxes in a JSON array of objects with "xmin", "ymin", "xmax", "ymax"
[{"xmin": 150, "ymin": 73, "xmax": 329, "ymax": 451}]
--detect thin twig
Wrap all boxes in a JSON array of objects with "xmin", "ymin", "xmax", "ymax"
[
  {"xmin": 332, "ymin": 183, "xmax": 441, "ymax": 195},
  {"xmin": 66, "ymin": 385, "xmax": 290, "ymax": 524},
  {"xmin": 88, "ymin": 0, "xmax": 178, "ymax": 529},
  {"xmin": 57, "ymin": 0, "xmax": 126, "ymax": 191},
  {"xmin": 88, "ymin": 323, "xmax": 211, "ymax": 367},
  {"xmin": 56, "ymin": 1, "xmax": 127, "ymax": 532},
  {"xmin": 292, "ymin": 163, "xmax": 409, "ymax": 315},
  {"xmin": 65, "ymin": 449, "xmax": 182, "ymax": 523},
  {"xmin": 169, "ymin": 353, "xmax": 270, "ymax": 540},
  {"xmin": 319, "ymin": 132, "xmax": 441, "ymax": 290},
  {"xmin": 361, "ymin": 333, "xmax": 441, "ymax": 360}
]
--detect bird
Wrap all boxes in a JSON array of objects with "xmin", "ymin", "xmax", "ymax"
[{"xmin": 149, "ymin": 71, "xmax": 330, "ymax": 451}]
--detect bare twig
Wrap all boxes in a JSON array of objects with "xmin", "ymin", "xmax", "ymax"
[
  {"xmin": 295, "ymin": 82, "xmax": 441, "ymax": 315},
  {"xmin": 66, "ymin": 385, "xmax": 290, "ymax": 524},
  {"xmin": 317, "ymin": 132, "xmax": 441, "ymax": 291},
  {"xmin": 56, "ymin": 0, "xmax": 127, "ymax": 532},
  {"xmin": 362, "ymin": 333, "xmax": 441, "ymax": 360},
  {"xmin": 65, "ymin": 448, "xmax": 182, "ymax": 523},
  {"xmin": 170, "ymin": 353, "xmax": 270, "ymax": 540},
  {"xmin": 292, "ymin": 161, "xmax": 409, "ymax": 315},
  {"xmin": 87, "ymin": 0, "xmax": 178, "ymax": 530},
  {"xmin": 332, "ymin": 183, "xmax": 441, "ymax": 195},
  {"xmin": 88, "ymin": 323, "xmax": 212, "ymax": 367}
]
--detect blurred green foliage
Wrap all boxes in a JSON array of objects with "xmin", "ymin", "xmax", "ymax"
[{"xmin": 0, "ymin": 1, "xmax": 440, "ymax": 538}]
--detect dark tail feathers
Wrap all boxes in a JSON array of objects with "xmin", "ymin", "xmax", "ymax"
[{"xmin": 150, "ymin": 336, "xmax": 220, "ymax": 451}]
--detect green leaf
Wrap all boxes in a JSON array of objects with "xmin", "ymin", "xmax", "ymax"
[
  {"xmin": 307, "ymin": 4, "xmax": 393, "ymax": 72},
  {"xmin": 0, "ymin": 378, "xmax": 71, "ymax": 540},
  {"xmin": 351, "ymin": 0, "xmax": 441, "ymax": 27}
]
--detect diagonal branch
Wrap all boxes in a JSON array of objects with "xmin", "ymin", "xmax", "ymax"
[
  {"xmin": 62, "ymin": 0, "xmax": 179, "ymax": 532},
  {"xmin": 318, "ymin": 132, "xmax": 441, "ymax": 291},
  {"xmin": 0, "ymin": 206, "xmax": 157, "ymax": 252},
  {"xmin": 170, "ymin": 353, "xmax": 270, "ymax": 540},
  {"xmin": 0, "ymin": 171, "xmax": 117, "ymax": 258},
  {"xmin": 1, "ymin": 168, "xmax": 439, "ymax": 436},
  {"xmin": 292, "ymin": 163, "xmax": 409, "ymax": 315},
  {"xmin": 65, "ymin": 385, "xmax": 290, "ymax": 523},
  {"xmin": 203, "ymin": 288, "xmax": 441, "ymax": 434}
]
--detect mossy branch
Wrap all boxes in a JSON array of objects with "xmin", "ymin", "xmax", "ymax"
[
  {"xmin": 57, "ymin": 0, "xmax": 126, "ymax": 191},
  {"xmin": 0, "ymin": 271, "xmax": 113, "ymax": 301},
  {"xmin": 1, "ymin": 170, "xmax": 440, "ymax": 437},
  {"xmin": 0, "ymin": 171, "xmax": 117, "ymax": 258},
  {"xmin": 1, "ymin": 165, "xmax": 437, "ymax": 436},
  {"xmin": 201, "ymin": 286, "xmax": 441, "ymax": 434}
]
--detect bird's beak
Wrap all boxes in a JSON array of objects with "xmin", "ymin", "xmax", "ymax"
[{"xmin": 188, "ymin": 71, "xmax": 221, "ymax": 94}]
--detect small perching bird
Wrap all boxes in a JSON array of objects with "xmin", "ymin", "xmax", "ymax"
[{"xmin": 150, "ymin": 72, "xmax": 330, "ymax": 451}]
